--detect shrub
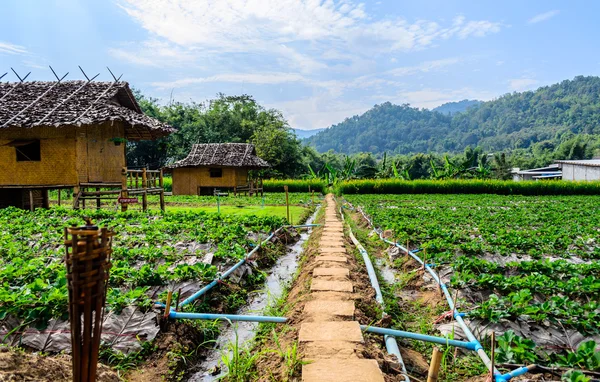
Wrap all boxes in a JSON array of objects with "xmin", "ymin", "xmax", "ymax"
[{"xmin": 334, "ymin": 179, "xmax": 600, "ymax": 196}]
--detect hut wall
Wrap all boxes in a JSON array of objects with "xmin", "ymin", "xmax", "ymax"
[
  {"xmin": 0, "ymin": 126, "xmax": 78, "ymax": 186},
  {"xmin": 76, "ymin": 122, "xmax": 126, "ymax": 183},
  {"xmin": 172, "ymin": 166, "xmax": 249, "ymax": 195}
]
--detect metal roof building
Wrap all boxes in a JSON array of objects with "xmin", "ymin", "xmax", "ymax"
[{"xmin": 555, "ymin": 159, "xmax": 600, "ymax": 181}]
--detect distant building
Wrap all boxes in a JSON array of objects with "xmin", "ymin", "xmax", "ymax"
[
  {"xmin": 555, "ymin": 159, "xmax": 600, "ymax": 181},
  {"xmin": 512, "ymin": 164, "xmax": 562, "ymax": 181},
  {"xmin": 168, "ymin": 143, "xmax": 270, "ymax": 195}
]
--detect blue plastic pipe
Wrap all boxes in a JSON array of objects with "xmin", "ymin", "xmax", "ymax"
[
  {"xmin": 340, "ymin": 205, "xmax": 409, "ymax": 382},
  {"xmin": 351, "ymin": 204, "xmax": 500, "ymax": 377},
  {"xmin": 178, "ymin": 228, "xmax": 280, "ymax": 308},
  {"xmin": 361, "ymin": 325, "xmax": 480, "ymax": 351},
  {"xmin": 170, "ymin": 311, "xmax": 288, "ymax": 323}
]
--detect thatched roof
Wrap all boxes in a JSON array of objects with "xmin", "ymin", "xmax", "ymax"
[
  {"xmin": 0, "ymin": 81, "xmax": 174, "ymax": 140},
  {"xmin": 169, "ymin": 143, "xmax": 270, "ymax": 169}
]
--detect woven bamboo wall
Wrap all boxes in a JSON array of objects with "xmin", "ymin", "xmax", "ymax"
[
  {"xmin": 76, "ymin": 122, "xmax": 125, "ymax": 183},
  {"xmin": 0, "ymin": 122, "xmax": 126, "ymax": 187},
  {"xmin": 0, "ymin": 126, "xmax": 78, "ymax": 186},
  {"xmin": 172, "ymin": 166, "xmax": 248, "ymax": 195}
]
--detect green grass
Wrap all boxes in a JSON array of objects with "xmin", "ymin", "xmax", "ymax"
[{"xmin": 167, "ymin": 205, "xmax": 307, "ymax": 222}]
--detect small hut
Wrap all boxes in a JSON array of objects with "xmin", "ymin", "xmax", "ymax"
[
  {"xmin": 0, "ymin": 80, "xmax": 174, "ymax": 210},
  {"xmin": 169, "ymin": 143, "xmax": 269, "ymax": 196}
]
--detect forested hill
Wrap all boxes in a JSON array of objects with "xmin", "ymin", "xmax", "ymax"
[
  {"xmin": 305, "ymin": 76, "xmax": 600, "ymax": 155},
  {"xmin": 432, "ymin": 99, "xmax": 481, "ymax": 115}
]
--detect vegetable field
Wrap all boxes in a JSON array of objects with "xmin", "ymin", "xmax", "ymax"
[
  {"xmin": 0, "ymin": 207, "xmax": 285, "ymax": 327},
  {"xmin": 345, "ymin": 194, "xmax": 600, "ymax": 369}
]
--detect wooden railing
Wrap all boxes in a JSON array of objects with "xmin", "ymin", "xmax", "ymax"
[{"xmin": 120, "ymin": 168, "xmax": 165, "ymax": 211}]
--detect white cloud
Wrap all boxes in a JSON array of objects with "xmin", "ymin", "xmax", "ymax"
[
  {"xmin": 117, "ymin": 0, "xmax": 503, "ymax": 60},
  {"xmin": 388, "ymin": 57, "xmax": 460, "ymax": 76},
  {"xmin": 508, "ymin": 78, "xmax": 539, "ymax": 91},
  {"xmin": 389, "ymin": 87, "xmax": 495, "ymax": 109},
  {"xmin": 528, "ymin": 10, "xmax": 560, "ymax": 24},
  {"xmin": 0, "ymin": 41, "xmax": 27, "ymax": 55},
  {"xmin": 269, "ymin": 94, "xmax": 370, "ymax": 129},
  {"xmin": 109, "ymin": 40, "xmax": 200, "ymax": 67},
  {"xmin": 152, "ymin": 72, "xmax": 309, "ymax": 89}
]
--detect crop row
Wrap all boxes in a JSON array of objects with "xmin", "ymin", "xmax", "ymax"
[
  {"xmin": 345, "ymin": 194, "xmax": 600, "ymax": 336},
  {"xmin": 0, "ymin": 207, "xmax": 286, "ymax": 324}
]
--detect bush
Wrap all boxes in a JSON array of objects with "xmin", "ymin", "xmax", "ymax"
[
  {"xmin": 263, "ymin": 179, "xmax": 327, "ymax": 193},
  {"xmin": 335, "ymin": 179, "xmax": 600, "ymax": 195}
]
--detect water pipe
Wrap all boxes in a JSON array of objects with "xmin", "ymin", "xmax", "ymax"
[
  {"xmin": 361, "ymin": 325, "xmax": 480, "ymax": 351},
  {"xmin": 340, "ymin": 205, "xmax": 409, "ymax": 382},
  {"xmin": 176, "ymin": 205, "xmax": 322, "ymax": 309},
  {"xmin": 349, "ymin": 203, "xmax": 502, "ymax": 379},
  {"xmin": 169, "ymin": 311, "xmax": 288, "ymax": 323},
  {"xmin": 178, "ymin": 228, "xmax": 281, "ymax": 308}
]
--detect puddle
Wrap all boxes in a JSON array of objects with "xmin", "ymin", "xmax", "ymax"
[
  {"xmin": 186, "ymin": 209, "xmax": 318, "ymax": 381},
  {"xmin": 375, "ymin": 257, "xmax": 396, "ymax": 285}
]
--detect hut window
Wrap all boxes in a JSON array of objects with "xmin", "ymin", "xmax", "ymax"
[
  {"xmin": 209, "ymin": 168, "xmax": 223, "ymax": 178},
  {"xmin": 12, "ymin": 140, "xmax": 41, "ymax": 162}
]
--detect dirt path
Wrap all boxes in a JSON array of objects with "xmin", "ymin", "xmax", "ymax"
[{"xmin": 299, "ymin": 194, "xmax": 385, "ymax": 382}]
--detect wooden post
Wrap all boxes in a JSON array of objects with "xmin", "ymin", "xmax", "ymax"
[
  {"xmin": 164, "ymin": 291, "xmax": 173, "ymax": 320},
  {"xmin": 58, "ymin": 189, "xmax": 62, "ymax": 206},
  {"xmin": 159, "ymin": 169, "xmax": 165, "ymax": 212},
  {"xmin": 73, "ymin": 186, "xmax": 80, "ymax": 209},
  {"xmin": 284, "ymin": 185, "xmax": 290, "ymax": 223},
  {"xmin": 142, "ymin": 168, "xmax": 148, "ymax": 212},
  {"xmin": 121, "ymin": 167, "xmax": 128, "ymax": 212},
  {"xmin": 96, "ymin": 187, "xmax": 101, "ymax": 210},
  {"xmin": 42, "ymin": 189, "xmax": 49, "ymax": 209},
  {"xmin": 260, "ymin": 178, "xmax": 263, "ymax": 197},
  {"xmin": 29, "ymin": 189, "xmax": 34, "ymax": 212},
  {"xmin": 427, "ymin": 347, "xmax": 443, "ymax": 382}
]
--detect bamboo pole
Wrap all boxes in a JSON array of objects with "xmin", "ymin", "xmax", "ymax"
[
  {"xmin": 284, "ymin": 185, "xmax": 290, "ymax": 223},
  {"xmin": 121, "ymin": 168, "xmax": 128, "ymax": 212},
  {"xmin": 29, "ymin": 189, "xmax": 34, "ymax": 212},
  {"xmin": 427, "ymin": 347, "xmax": 443, "ymax": 382},
  {"xmin": 159, "ymin": 169, "xmax": 165, "ymax": 212},
  {"xmin": 490, "ymin": 332, "xmax": 496, "ymax": 380},
  {"xmin": 142, "ymin": 168, "xmax": 148, "ymax": 212}
]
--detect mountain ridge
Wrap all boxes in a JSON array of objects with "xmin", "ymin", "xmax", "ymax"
[{"xmin": 305, "ymin": 76, "xmax": 600, "ymax": 155}]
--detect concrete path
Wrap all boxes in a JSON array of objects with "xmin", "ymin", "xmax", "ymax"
[{"xmin": 300, "ymin": 194, "xmax": 384, "ymax": 382}]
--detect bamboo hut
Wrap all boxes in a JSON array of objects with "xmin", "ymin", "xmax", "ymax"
[
  {"xmin": 0, "ymin": 80, "xmax": 174, "ymax": 210},
  {"xmin": 169, "ymin": 143, "xmax": 269, "ymax": 196}
]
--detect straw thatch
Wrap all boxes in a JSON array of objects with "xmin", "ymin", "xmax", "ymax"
[
  {"xmin": 169, "ymin": 143, "xmax": 270, "ymax": 169},
  {"xmin": 0, "ymin": 81, "xmax": 174, "ymax": 140}
]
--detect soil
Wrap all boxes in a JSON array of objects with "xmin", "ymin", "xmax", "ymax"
[{"xmin": 0, "ymin": 347, "xmax": 119, "ymax": 382}]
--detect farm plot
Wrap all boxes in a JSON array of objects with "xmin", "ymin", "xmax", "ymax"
[
  {"xmin": 345, "ymin": 194, "xmax": 600, "ymax": 372},
  {"xmin": 0, "ymin": 206, "xmax": 291, "ymax": 359}
]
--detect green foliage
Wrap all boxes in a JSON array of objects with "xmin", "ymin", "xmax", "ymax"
[
  {"xmin": 129, "ymin": 92, "xmax": 304, "ymax": 178},
  {"xmin": 553, "ymin": 341, "xmax": 600, "ymax": 370},
  {"xmin": 305, "ymin": 76, "xmax": 600, "ymax": 157},
  {"xmin": 263, "ymin": 179, "xmax": 327, "ymax": 193},
  {"xmin": 495, "ymin": 330, "xmax": 538, "ymax": 364},
  {"xmin": 335, "ymin": 179, "xmax": 600, "ymax": 195},
  {"xmin": 347, "ymin": 194, "xmax": 600, "ymax": 336},
  {"xmin": 0, "ymin": 207, "xmax": 285, "ymax": 324},
  {"xmin": 562, "ymin": 370, "xmax": 592, "ymax": 382}
]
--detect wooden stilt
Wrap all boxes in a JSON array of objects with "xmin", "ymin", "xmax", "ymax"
[
  {"xmin": 42, "ymin": 189, "xmax": 49, "ymax": 209},
  {"xmin": 427, "ymin": 347, "xmax": 443, "ymax": 382},
  {"xmin": 29, "ymin": 189, "xmax": 34, "ymax": 212},
  {"xmin": 142, "ymin": 168, "xmax": 148, "ymax": 212},
  {"xmin": 96, "ymin": 187, "xmax": 101, "ymax": 210},
  {"xmin": 284, "ymin": 185, "xmax": 290, "ymax": 223},
  {"xmin": 121, "ymin": 167, "xmax": 128, "ymax": 212},
  {"xmin": 58, "ymin": 189, "xmax": 62, "ymax": 206},
  {"xmin": 159, "ymin": 169, "xmax": 165, "ymax": 212}
]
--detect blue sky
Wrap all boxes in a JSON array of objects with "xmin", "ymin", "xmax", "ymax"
[{"xmin": 2, "ymin": 1, "xmax": 599, "ymax": 129}]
